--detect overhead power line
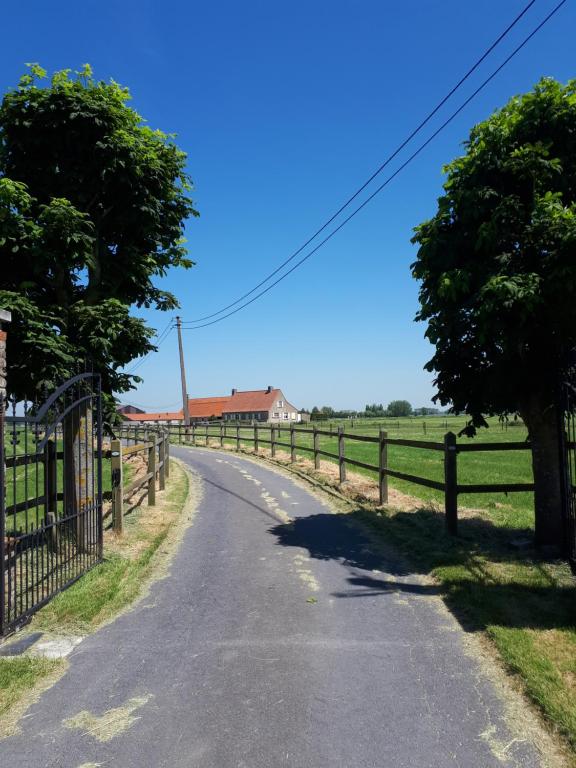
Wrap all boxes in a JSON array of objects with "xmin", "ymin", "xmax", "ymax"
[
  {"xmin": 180, "ymin": 0, "xmax": 566, "ymax": 332},
  {"xmin": 125, "ymin": 321, "xmax": 174, "ymax": 374},
  {"xmin": 181, "ymin": 0, "xmax": 539, "ymax": 326}
]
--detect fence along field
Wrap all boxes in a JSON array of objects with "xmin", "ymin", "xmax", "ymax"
[
  {"xmin": 1, "ymin": 380, "xmax": 170, "ymax": 636},
  {"xmin": 162, "ymin": 416, "xmax": 534, "ymax": 533}
]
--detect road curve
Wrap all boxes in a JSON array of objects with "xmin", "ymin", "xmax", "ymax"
[{"xmin": 0, "ymin": 446, "xmax": 543, "ymax": 768}]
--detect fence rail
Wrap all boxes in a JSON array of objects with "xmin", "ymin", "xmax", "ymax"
[
  {"xmin": 157, "ymin": 421, "xmax": 535, "ymax": 535},
  {"xmin": 106, "ymin": 427, "xmax": 170, "ymax": 533}
]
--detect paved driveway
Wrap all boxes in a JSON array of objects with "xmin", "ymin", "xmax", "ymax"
[{"xmin": 0, "ymin": 447, "xmax": 543, "ymax": 767}]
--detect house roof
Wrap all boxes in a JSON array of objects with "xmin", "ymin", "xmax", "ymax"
[
  {"xmin": 186, "ymin": 396, "xmax": 230, "ymax": 419},
  {"xmin": 122, "ymin": 395, "xmax": 231, "ymax": 422},
  {"xmin": 222, "ymin": 389, "xmax": 283, "ymax": 414}
]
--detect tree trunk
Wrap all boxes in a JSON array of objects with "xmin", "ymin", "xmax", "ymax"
[{"xmin": 520, "ymin": 394, "xmax": 565, "ymax": 551}]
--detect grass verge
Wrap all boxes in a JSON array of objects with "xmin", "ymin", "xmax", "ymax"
[
  {"xmin": 0, "ymin": 459, "xmax": 193, "ymax": 730},
  {"xmin": 0, "ymin": 658, "xmax": 63, "ymax": 720},
  {"xmin": 32, "ymin": 459, "xmax": 190, "ymax": 633}
]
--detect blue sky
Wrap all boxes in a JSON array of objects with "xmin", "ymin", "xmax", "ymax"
[{"xmin": 1, "ymin": 1, "xmax": 573, "ymax": 411}]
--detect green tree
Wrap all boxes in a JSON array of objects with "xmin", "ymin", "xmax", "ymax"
[
  {"xmin": 0, "ymin": 64, "xmax": 198, "ymax": 404},
  {"xmin": 387, "ymin": 400, "xmax": 413, "ymax": 417},
  {"xmin": 411, "ymin": 78, "xmax": 576, "ymax": 549}
]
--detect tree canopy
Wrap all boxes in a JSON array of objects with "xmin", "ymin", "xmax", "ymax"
[
  {"xmin": 0, "ymin": 64, "xmax": 198, "ymax": 401},
  {"xmin": 386, "ymin": 400, "xmax": 413, "ymax": 417},
  {"xmin": 411, "ymin": 77, "xmax": 576, "ymax": 547},
  {"xmin": 411, "ymin": 77, "xmax": 576, "ymax": 431}
]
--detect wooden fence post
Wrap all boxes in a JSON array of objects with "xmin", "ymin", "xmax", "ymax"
[
  {"xmin": 444, "ymin": 432, "xmax": 458, "ymax": 535},
  {"xmin": 378, "ymin": 429, "xmax": 388, "ymax": 505},
  {"xmin": 236, "ymin": 424, "xmax": 240, "ymax": 451},
  {"xmin": 179, "ymin": 423, "xmax": 182, "ymax": 444},
  {"xmin": 205, "ymin": 423, "xmax": 209, "ymax": 446},
  {"xmin": 158, "ymin": 434, "xmax": 166, "ymax": 491},
  {"xmin": 313, "ymin": 425, "xmax": 320, "ymax": 469},
  {"xmin": 148, "ymin": 434, "xmax": 157, "ymax": 507},
  {"xmin": 290, "ymin": 423, "xmax": 296, "ymax": 463},
  {"xmin": 220, "ymin": 422, "xmax": 224, "ymax": 447},
  {"xmin": 271, "ymin": 425, "xmax": 276, "ymax": 457},
  {"xmin": 111, "ymin": 438, "xmax": 123, "ymax": 533},
  {"xmin": 338, "ymin": 426, "xmax": 346, "ymax": 484},
  {"xmin": 254, "ymin": 423, "xmax": 259, "ymax": 454},
  {"xmin": 164, "ymin": 432, "xmax": 170, "ymax": 478},
  {"xmin": 44, "ymin": 438, "xmax": 58, "ymax": 550}
]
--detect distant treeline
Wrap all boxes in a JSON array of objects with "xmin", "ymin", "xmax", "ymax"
[{"xmin": 303, "ymin": 401, "xmax": 445, "ymax": 421}]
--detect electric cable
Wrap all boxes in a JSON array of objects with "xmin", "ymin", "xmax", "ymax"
[
  {"xmin": 180, "ymin": 0, "xmax": 566, "ymax": 331},
  {"xmin": 181, "ymin": 0, "xmax": 539, "ymax": 324}
]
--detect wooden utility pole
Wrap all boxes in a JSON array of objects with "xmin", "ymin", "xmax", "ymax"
[{"xmin": 176, "ymin": 316, "xmax": 190, "ymax": 426}]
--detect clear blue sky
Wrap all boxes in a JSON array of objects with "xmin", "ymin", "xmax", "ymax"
[{"xmin": 1, "ymin": 1, "xmax": 573, "ymax": 411}]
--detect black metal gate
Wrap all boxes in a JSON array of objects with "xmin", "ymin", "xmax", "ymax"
[
  {"xmin": 1, "ymin": 373, "xmax": 103, "ymax": 635},
  {"xmin": 559, "ymin": 358, "xmax": 576, "ymax": 572}
]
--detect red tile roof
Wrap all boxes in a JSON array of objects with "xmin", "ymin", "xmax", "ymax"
[
  {"xmin": 222, "ymin": 389, "xmax": 282, "ymax": 413},
  {"xmin": 122, "ymin": 396, "xmax": 231, "ymax": 422},
  {"xmin": 186, "ymin": 396, "xmax": 230, "ymax": 419}
]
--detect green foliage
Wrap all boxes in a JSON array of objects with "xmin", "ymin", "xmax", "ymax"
[
  {"xmin": 386, "ymin": 399, "xmax": 413, "ymax": 417},
  {"xmin": 0, "ymin": 63, "xmax": 199, "ymax": 400},
  {"xmin": 411, "ymin": 78, "xmax": 576, "ymax": 430}
]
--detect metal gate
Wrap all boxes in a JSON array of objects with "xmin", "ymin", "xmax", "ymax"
[
  {"xmin": 1, "ymin": 373, "xmax": 103, "ymax": 635},
  {"xmin": 559, "ymin": 356, "xmax": 576, "ymax": 572}
]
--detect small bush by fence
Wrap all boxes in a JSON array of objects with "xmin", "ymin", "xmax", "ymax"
[{"xmin": 164, "ymin": 421, "xmax": 534, "ymax": 535}]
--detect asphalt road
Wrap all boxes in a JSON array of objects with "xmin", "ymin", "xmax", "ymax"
[{"xmin": 0, "ymin": 447, "xmax": 544, "ymax": 767}]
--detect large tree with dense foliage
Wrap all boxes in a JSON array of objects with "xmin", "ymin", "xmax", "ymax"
[
  {"xmin": 411, "ymin": 78, "xmax": 576, "ymax": 549},
  {"xmin": 386, "ymin": 400, "xmax": 413, "ymax": 418},
  {"xmin": 0, "ymin": 64, "xmax": 198, "ymax": 405}
]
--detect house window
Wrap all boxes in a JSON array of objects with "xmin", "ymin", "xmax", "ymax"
[
  {"xmin": 283, "ymin": 413, "xmax": 289, "ymax": 419},
  {"xmin": 273, "ymin": 412, "xmax": 279, "ymax": 418},
  {"xmin": 277, "ymin": 400, "xmax": 284, "ymax": 408}
]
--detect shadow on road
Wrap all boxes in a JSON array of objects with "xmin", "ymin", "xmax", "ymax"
[{"xmin": 269, "ymin": 508, "xmax": 576, "ymax": 632}]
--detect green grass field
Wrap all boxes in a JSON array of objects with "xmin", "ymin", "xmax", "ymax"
[
  {"xmin": 177, "ymin": 415, "xmax": 534, "ymax": 531},
  {"xmin": 4, "ymin": 448, "xmax": 135, "ymax": 535}
]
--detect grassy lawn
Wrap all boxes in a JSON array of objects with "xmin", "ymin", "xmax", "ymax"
[
  {"xmin": 4, "ymin": 453, "xmax": 137, "ymax": 535},
  {"xmin": 0, "ymin": 459, "xmax": 190, "ymax": 726},
  {"xmin": 175, "ymin": 416, "xmax": 534, "ymax": 529},
  {"xmin": 0, "ymin": 657, "xmax": 63, "ymax": 723}
]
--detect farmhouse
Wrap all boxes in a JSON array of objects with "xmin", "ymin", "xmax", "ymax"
[
  {"xmin": 121, "ymin": 387, "xmax": 301, "ymax": 424},
  {"xmin": 222, "ymin": 387, "xmax": 300, "ymax": 423}
]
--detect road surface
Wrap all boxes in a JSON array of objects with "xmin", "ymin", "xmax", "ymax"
[{"xmin": 0, "ymin": 446, "xmax": 544, "ymax": 767}]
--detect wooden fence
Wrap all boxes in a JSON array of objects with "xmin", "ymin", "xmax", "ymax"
[
  {"xmin": 104, "ymin": 427, "xmax": 170, "ymax": 534},
  {"xmin": 162, "ymin": 421, "xmax": 533, "ymax": 535}
]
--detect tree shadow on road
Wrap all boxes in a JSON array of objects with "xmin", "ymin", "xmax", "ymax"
[{"xmin": 268, "ymin": 506, "xmax": 576, "ymax": 632}]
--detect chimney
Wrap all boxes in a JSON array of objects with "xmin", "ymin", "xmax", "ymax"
[
  {"xmin": 231, "ymin": 388, "xmax": 237, "ymax": 395},
  {"xmin": 266, "ymin": 385, "xmax": 273, "ymax": 394}
]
